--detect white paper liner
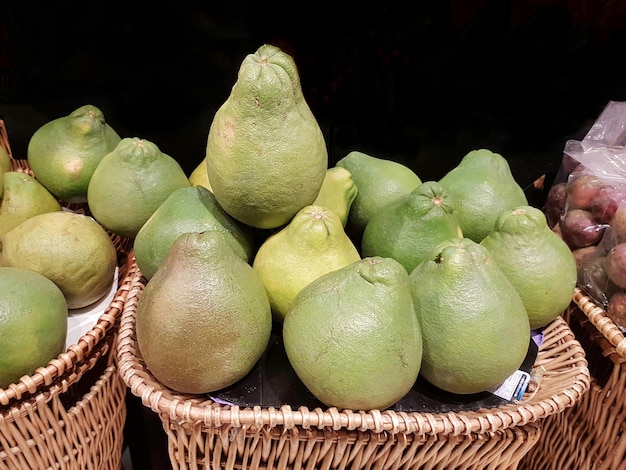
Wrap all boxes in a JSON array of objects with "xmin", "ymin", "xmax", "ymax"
[{"xmin": 65, "ymin": 266, "xmax": 119, "ymax": 349}]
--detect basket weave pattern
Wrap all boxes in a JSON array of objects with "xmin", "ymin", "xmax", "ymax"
[
  {"xmin": 0, "ymin": 120, "xmax": 135, "ymax": 469},
  {"xmin": 520, "ymin": 288, "xmax": 626, "ymax": 470},
  {"xmin": 117, "ymin": 258, "xmax": 591, "ymax": 470}
]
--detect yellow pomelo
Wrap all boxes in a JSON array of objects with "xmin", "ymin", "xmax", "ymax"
[
  {"xmin": 0, "ymin": 266, "xmax": 68, "ymax": 389},
  {"xmin": 362, "ymin": 181, "xmax": 463, "ymax": 273},
  {"xmin": 136, "ymin": 230, "xmax": 272, "ymax": 394},
  {"xmin": 253, "ymin": 205, "xmax": 361, "ymax": 322},
  {"xmin": 480, "ymin": 206, "xmax": 577, "ymax": 329},
  {"xmin": 205, "ymin": 44, "xmax": 328, "ymax": 229},
  {"xmin": 335, "ymin": 151, "xmax": 422, "ymax": 243},
  {"xmin": 188, "ymin": 157, "xmax": 212, "ymax": 191},
  {"xmin": 409, "ymin": 238, "xmax": 530, "ymax": 395},
  {"xmin": 312, "ymin": 166, "xmax": 358, "ymax": 227},
  {"xmin": 27, "ymin": 105, "xmax": 121, "ymax": 203},
  {"xmin": 0, "ymin": 171, "xmax": 62, "ymax": 238},
  {"xmin": 2, "ymin": 211, "xmax": 118, "ymax": 309},
  {"xmin": 283, "ymin": 256, "xmax": 422, "ymax": 410},
  {"xmin": 0, "ymin": 145, "xmax": 10, "ymax": 196},
  {"xmin": 438, "ymin": 149, "xmax": 528, "ymax": 243},
  {"xmin": 134, "ymin": 185, "xmax": 254, "ymax": 280},
  {"xmin": 87, "ymin": 137, "xmax": 190, "ymax": 239}
]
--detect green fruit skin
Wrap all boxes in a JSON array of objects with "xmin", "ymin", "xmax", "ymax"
[
  {"xmin": 27, "ymin": 105, "xmax": 121, "ymax": 203},
  {"xmin": 362, "ymin": 181, "xmax": 462, "ymax": 273},
  {"xmin": 0, "ymin": 172, "xmax": 63, "ymax": 238},
  {"xmin": 409, "ymin": 238, "xmax": 530, "ymax": 395},
  {"xmin": 0, "ymin": 267, "xmax": 68, "ymax": 388},
  {"xmin": 87, "ymin": 137, "xmax": 191, "ymax": 239},
  {"xmin": 206, "ymin": 44, "xmax": 328, "ymax": 229},
  {"xmin": 312, "ymin": 166, "xmax": 358, "ymax": 227},
  {"xmin": 134, "ymin": 185, "xmax": 254, "ymax": 280},
  {"xmin": 0, "ymin": 145, "xmax": 11, "ymax": 196},
  {"xmin": 253, "ymin": 205, "xmax": 361, "ymax": 322},
  {"xmin": 2, "ymin": 211, "xmax": 118, "ymax": 309},
  {"xmin": 438, "ymin": 149, "xmax": 528, "ymax": 243},
  {"xmin": 336, "ymin": 151, "xmax": 422, "ymax": 242},
  {"xmin": 283, "ymin": 256, "xmax": 423, "ymax": 411},
  {"xmin": 480, "ymin": 206, "xmax": 577, "ymax": 329},
  {"xmin": 136, "ymin": 230, "xmax": 272, "ymax": 395}
]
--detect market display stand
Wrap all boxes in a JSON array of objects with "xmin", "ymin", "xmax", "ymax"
[
  {"xmin": 520, "ymin": 288, "xmax": 626, "ymax": 470},
  {"xmin": 117, "ymin": 254, "xmax": 590, "ymax": 470},
  {"xmin": 0, "ymin": 120, "xmax": 137, "ymax": 469}
]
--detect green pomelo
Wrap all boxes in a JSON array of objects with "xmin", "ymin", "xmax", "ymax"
[
  {"xmin": 438, "ymin": 149, "xmax": 528, "ymax": 243},
  {"xmin": 409, "ymin": 237, "xmax": 530, "ymax": 395},
  {"xmin": 312, "ymin": 166, "xmax": 358, "ymax": 227},
  {"xmin": 136, "ymin": 230, "xmax": 272, "ymax": 394},
  {"xmin": 87, "ymin": 137, "xmax": 190, "ymax": 239},
  {"xmin": 27, "ymin": 105, "xmax": 121, "ymax": 203},
  {"xmin": 2, "ymin": 211, "xmax": 118, "ymax": 309},
  {"xmin": 0, "ymin": 145, "xmax": 10, "ymax": 196},
  {"xmin": 362, "ymin": 181, "xmax": 463, "ymax": 273},
  {"xmin": 283, "ymin": 256, "xmax": 422, "ymax": 410},
  {"xmin": 188, "ymin": 157, "xmax": 212, "ymax": 191},
  {"xmin": 480, "ymin": 206, "xmax": 577, "ymax": 329},
  {"xmin": 205, "ymin": 44, "xmax": 328, "ymax": 229},
  {"xmin": 335, "ymin": 151, "xmax": 422, "ymax": 243},
  {"xmin": 134, "ymin": 185, "xmax": 254, "ymax": 280},
  {"xmin": 0, "ymin": 266, "xmax": 68, "ymax": 388},
  {"xmin": 253, "ymin": 205, "xmax": 360, "ymax": 322},
  {"xmin": 0, "ymin": 171, "xmax": 62, "ymax": 238}
]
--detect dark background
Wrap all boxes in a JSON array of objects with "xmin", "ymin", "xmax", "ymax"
[
  {"xmin": 3, "ymin": 0, "xmax": 626, "ymax": 198},
  {"xmin": 2, "ymin": 2, "xmax": 626, "ymax": 467}
]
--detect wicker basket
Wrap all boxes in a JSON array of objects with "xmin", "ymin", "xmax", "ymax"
[
  {"xmin": 520, "ymin": 287, "xmax": 626, "ymax": 470},
  {"xmin": 117, "ymin": 255, "xmax": 591, "ymax": 470},
  {"xmin": 0, "ymin": 119, "xmax": 137, "ymax": 469}
]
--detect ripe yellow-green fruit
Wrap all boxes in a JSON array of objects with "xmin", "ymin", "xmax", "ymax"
[
  {"xmin": 0, "ymin": 171, "xmax": 62, "ymax": 238},
  {"xmin": 409, "ymin": 237, "xmax": 530, "ymax": 395},
  {"xmin": 26, "ymin": 105, "xmax": 121, "ymax": 203},
  {"xmin": 136, "ymin": 230, "xmax": 272, "ymax": 394},
  {"xmin": 438, "ymin": 149, "xmax": 528, "ymax": 243},
  {"xmin": 0, "ymin": 266, "xmax": 68, "ymax": 389},
  {"xmin": 205, "ymin": 44, "xmax": 328, "ymax": 229},
  {"xmin": 87, "ymin": 137, "xmax": 190, "ymax": 239},
  {"xmin": 312, "ymin": 166, "xmax": 358, "ymax": 227},
  {"xmin": 362, "ymin": 181, "xmax": 463, "ymax": 273},
  {"xmin": 0, "ymin": 145, "xmax": 11, "ymax": 196},
  {"xmin": 188, "ymin": 157, "xmax": 212, "ymax": 191},
  {"xmin": 134, "ymin": 185, "xmax": 254, "ymax": 280},
  {"xmin": 283, "ymin": 256, "xmax": 422, "ymax": 410},
  {"xmin": 253, "ymin": 205, "xmax": 361, "ymax": 322},
  {"xmin": 335, "ymin": 151, "xmax": 422, "ymax": 243},
  {"xmin": 2, "ymin": 211, "xmax": 118, "ymax": 309},
  {"xmin": 480, "ymin": 206, "xmax": 577, "ymax": 329}
]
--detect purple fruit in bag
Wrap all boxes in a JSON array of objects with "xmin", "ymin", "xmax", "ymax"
[
  {"xmin": 609, "ymin": 203, "xmax": 626, "ymax": 244},
  {"xmin": 590, "ymin": 185, "xmax": 626, "ymax": 224},
  {"xmin": 559, "ymin": 209, "xmax": 605, "ymax": 249},
  {"xmin": 605, "ymin": 243, "xmax": 626, "ymax": 290},
  {"xmin": 544, "ymin": 182, "xmax": 567, "ymax": 228},
  {"xmin": 607, "ymin": 291, "xmax": 626, "ymax": 331},
  {"xmin": 566, "ymin": 173, "xmax": 604, "ymax": 211}
]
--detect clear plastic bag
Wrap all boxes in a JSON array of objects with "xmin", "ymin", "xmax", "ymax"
[{"xmin": 544, "ymin": 101, "xmax": 626, "ymax": 331}]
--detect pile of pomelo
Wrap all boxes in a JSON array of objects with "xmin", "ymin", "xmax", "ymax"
[{"xmin": 0, "ymin": 44, "xmax": 577, "ymax": 411}]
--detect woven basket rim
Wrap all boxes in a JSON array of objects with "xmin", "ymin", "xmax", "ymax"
[
  {"xmin": 117, "ymin": 255, "xmax": 591, "ymax": 436},
  {"xmin": 573, "ymin": 286, "xmax": 626, "ymax": 358},
  {"xmin": 0, "ymin": 120, "xmax": 137, "ymax": 408}
]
